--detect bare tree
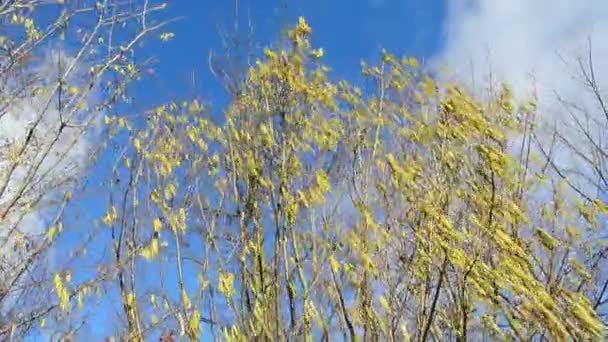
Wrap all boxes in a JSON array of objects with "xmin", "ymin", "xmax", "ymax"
[
  {"xmin": 534, "ymin": 35, "xmax": 608, "ymax": 325},
  {"xmin": 0, "ymin": 0, "xmax": 172, "ymax": 339}
]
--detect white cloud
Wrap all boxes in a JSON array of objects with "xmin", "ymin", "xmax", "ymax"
[
  {"xmin": 436, "ymin": 0, "xmax": 608, "ymax": 98},
  {"xmin": 0, "ymin": 48, "xmax": 101, "ymax": 314},
  {"xmin": 434, "ymin": 0, "xmax": 608, "ymax": 196}
]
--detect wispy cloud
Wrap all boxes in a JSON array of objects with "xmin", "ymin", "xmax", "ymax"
[
  {"xmin": 0, "ymin": 48, "xmax": 101, "ymax": 319},
  {"xmin": 435, "ymin": 1, "xmax": 608, "ymax": 98}
]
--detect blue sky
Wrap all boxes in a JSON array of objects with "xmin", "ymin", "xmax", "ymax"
[{"xmin": 144, "ymin": 0, "xmax": 446, "ymax": 113}]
